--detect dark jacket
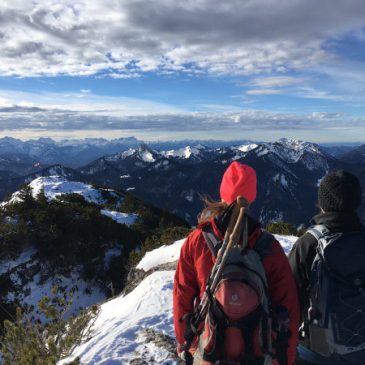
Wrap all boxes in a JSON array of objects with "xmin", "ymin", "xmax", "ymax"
[{"xmin": 288, "ymin": 211, "xmax": 364, "ymax": 320}]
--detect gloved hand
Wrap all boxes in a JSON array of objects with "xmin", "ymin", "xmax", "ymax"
[
  {"xmin": 183, "ymin": 312, "xmax": 200, "ymax": 343},
  {"xmin": 177, "ymin": 343, "xmax": 194, "ymax": 364}
]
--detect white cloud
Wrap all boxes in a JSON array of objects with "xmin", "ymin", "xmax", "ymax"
[
  {"xmin": 250, "ymin": 76, "xmax": 305, "ymax": 88},
  {"xmin": 246, "ymin": 89, "xmax": 284, "ymax": 95},
  {"xmin": 0, "ymin": 1, "xmax": 364, "ymax": 77}
]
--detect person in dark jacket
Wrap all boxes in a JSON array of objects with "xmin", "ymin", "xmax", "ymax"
[
  {"xmin": 174, "ymin": 161, "xmax": 300, "ymax": 365},
  {"xmin": 288, "ymin": 170, "xmax": 364, "ymax": 364}
]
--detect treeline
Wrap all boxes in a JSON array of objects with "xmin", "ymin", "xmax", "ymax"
[{"xmin": 265, "ymin": 221, "xmax": 306, "ymax": 236}]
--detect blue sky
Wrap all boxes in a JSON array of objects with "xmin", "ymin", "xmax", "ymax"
[{"xmin": 0, "ymin": 0, "xmax": 365, "ymax": 143}]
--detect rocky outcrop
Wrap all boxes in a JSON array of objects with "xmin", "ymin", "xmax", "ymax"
[{"xmin": 124, "ymin": 261, "xmax": 177, "ymax": 295}]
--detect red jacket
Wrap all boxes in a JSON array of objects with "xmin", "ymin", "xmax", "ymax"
[{"xmin": 173, "ymin": 217, "xmax": 300, "ymax": 365}]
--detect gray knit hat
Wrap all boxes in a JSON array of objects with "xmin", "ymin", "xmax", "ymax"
[{"xmin": 318, "ymin": 170, "xmax": 362, "ymax": 212}]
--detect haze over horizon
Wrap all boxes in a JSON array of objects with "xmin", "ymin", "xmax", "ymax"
[{"xmin": 1, "ymin": 1, "xmax": 365, "ymax": 142}]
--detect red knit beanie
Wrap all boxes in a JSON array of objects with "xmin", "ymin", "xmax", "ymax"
[{"xmin": 220, "ymin": 161, "xmax": 257, "ymax": 204}]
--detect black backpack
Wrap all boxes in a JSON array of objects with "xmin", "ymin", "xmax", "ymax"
[{"xmin": 307, "ymin": 225, "xmax": 365, "ymax": 360}]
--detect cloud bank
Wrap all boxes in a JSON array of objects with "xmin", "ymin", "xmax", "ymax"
[{"xmin": 0, "ymin": 102, "xmax": 363, "ymax": 134}]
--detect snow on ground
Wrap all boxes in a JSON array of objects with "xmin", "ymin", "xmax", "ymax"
[
  {"xmin": 275, "ymin": 234, "xmax": 297, "ymax": 255},
  {"xmin": 58, "ymin": 235, "xmax": 297, "ymax": 364},
  {"xmin": 136, "ymin": 238, "xmax": 185, "ymax": 272},
  {"xmin": 0, "ymin": 247, "xmax": 37, "ymax": 275},
  {"xmin": 5, "ymin": 269, "xmax": 105, "ymax": 320},
  {"xmin": 0, "ymin": 254, "xmax": 106, "ymax": 331},
  {"xmin": 1, "ymin": 176, "xmax": 106, "ymax": 206},
  {"xmin": 58, "ymin": 271, "xmax": 177, "ymax": 365},
  {"xmin": 137, "ymin": 235, "xmax": 296, "ymax": 272},
  {"xmin": 101, "ymin": 209, "xmax": 138, "ymax": 226}
]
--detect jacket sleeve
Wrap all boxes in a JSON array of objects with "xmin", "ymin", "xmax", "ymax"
[
  {"xmin": 288, "ymin": 233, "xmax": 318, "ymax": 320},
  {"xmin": 173, "ymin": 233, "xmax": 200, "ymax": 346},
  {"xmin": 264, "ymin": 239, "xmax": 300, "ymax": 365}
]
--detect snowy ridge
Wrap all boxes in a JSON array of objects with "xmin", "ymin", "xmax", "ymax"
[
  {"xmin": 59, "ymin": 234, "xmax": 297, "ymax": 364},
  {"xmin": 136, "ymin": 238, "xmax": 185, "ymax": 272},
  {"xmin": 106, "ymin": 146, "xmax": 159, "ymax": 163},
  {"xmin": 161, "ymin": 145, "xmax": 204, "ymax": 159},
  {"xmin": 1, "ymin": 177, "xmax": 140, "ymax": 227},
  {"xmin": 263, "ymin": 139, "xmax": 320, "ymax": 161},
  {"xmin": 1, "ymin": 176, "xmax": 106, "ymax": 206},
  {"xmin": 107, "ymin": 145, "xmax": 206, "ymax": 162},
  {"xmin": 88, "ymin": 138, "xmax": 328, "ymax": 172},
  {"xmin": 236, "ymin": 144, "xmax": 259, "ymax": 153}
]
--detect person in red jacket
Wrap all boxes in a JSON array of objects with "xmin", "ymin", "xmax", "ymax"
[{"xmin": 173, "ymin": 161, "xmax": 300, "ymax": 365}]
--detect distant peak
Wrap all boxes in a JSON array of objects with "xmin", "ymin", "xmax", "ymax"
[{"xmin": 138, "ymin": 142, "xmax": 152, "ymax": 152}]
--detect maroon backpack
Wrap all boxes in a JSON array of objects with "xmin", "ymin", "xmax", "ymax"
[{"xmin": 198, "ymin": 225, "xmax": 275, "ymax": 365}]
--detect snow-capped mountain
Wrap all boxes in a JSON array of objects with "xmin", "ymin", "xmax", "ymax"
[
  {"xmin": 58, "ymin": 234, "xmax": 297, "ymax": 365},
  {"xmin": 0, "ymin": 138, "xmax": 363, "ymax": 226},
  {"xmin": 78, "ymin": 138, "xmax": 353, "ymax": 226}
]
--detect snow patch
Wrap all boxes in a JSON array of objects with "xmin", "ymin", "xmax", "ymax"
[
  {"xmin": 103, "ymin": 247, "xmax": 122, "ymax": 268},
  {"xmin": 274, "ymin": 234, "xmax": 297, "ymax": 255},
  {"xmin": 256, "ymin": 148, "xmax": 269, "ymax": 157},
  {"xmin": 0, "ymin": 247, "xmax": 37, "ymax": 275},
  {"xmin": 137, "ymin": 239, "xmax": 185, "ymax": 272},
  {"xmin": 140, "ymin": 151, "xmax": 156, "ymax": 163},
  {"xmin": 273, "ymin": 173, "xmax": 288, "ymax": 188},
  {"xmin": 6, "ymin": 270, "xmax": 105, "ymax": 321},
  {"xmin": 183, "ymin": 190, "xmax": 194, "ymax": 202},
  {"xmin": 237, "ymin": 144, "xmax": 258, "ymax": 153},
  {"xmin": 162, "ymin": 146, "xmax": 200, "ymax": 159},
  {"xmin": 316, "ymin": 173, "xmax": 327, "ymax": 187},
  {"xmin": 100, "ymin": 210, "xmax": 138, "ymax": 226}
]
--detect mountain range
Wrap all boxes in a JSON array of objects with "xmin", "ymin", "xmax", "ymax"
[
  {"xmin": 93, "ymin": 139, "xmax": 364, "ymax": 226},
  {"xmin": 0, "ymin": 138, "xmax": 364, "ymax": 227},
  {"xmin": 0, "ymin": 137, "xmax": 359, "ymax": 173}
]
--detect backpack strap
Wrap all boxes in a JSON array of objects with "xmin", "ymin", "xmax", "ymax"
[
  {"xmin": 306, "ymin": 224, "xmax": 341, "ymax": 260},
  {"xmin": 306, "ymin": 224, "xmax": 331, "ymax": 241},
  {"xmin": 202, "ymin": 224, "xmax": 222, "ymax": 258},
  {"xmin": 202, "ymin": 224, "xmax": 274, "ymax": 259}
]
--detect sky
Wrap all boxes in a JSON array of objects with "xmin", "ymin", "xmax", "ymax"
[{"xmin": 0, "ymin": 0, "xmax": 365, "ymax": 143}]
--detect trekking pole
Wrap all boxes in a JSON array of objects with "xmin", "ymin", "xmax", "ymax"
[
  {"xmin": 198, "ymin": 196, "xmax": 247, "ymax": 314},
  {"xmin": 183, "ymin": 196, "xmax": 248, "ymax": 359}
]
